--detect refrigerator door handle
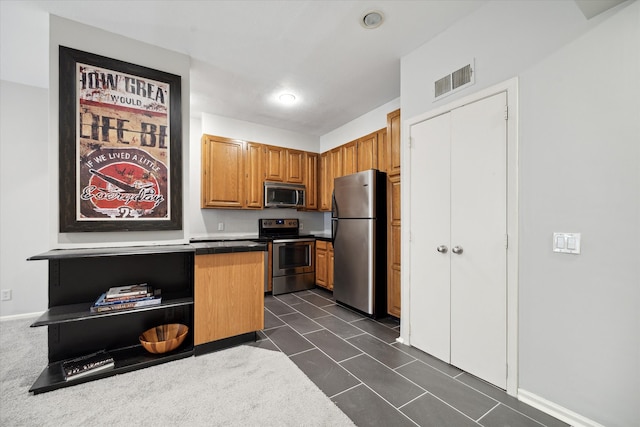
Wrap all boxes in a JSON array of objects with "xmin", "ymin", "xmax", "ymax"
[
  {"xmin": 331, "ymin": 190, "xmax": 338, "ymax": 218},
  {"xmin": 331, "ymin": 218, "xmax": 338, "ymax": 244}
]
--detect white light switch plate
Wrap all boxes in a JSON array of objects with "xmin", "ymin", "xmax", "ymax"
[{"xmin": 553, "ymin": 232, "xmax": 581, "ymax": 254}]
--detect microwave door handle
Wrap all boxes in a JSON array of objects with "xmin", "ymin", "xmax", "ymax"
[{"xmin": 295, "ymin": 190, "xmax": 300, "ymax": 206}]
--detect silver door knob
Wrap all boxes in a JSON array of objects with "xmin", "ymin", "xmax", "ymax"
[
  {"xmin": 436, "ymin": 245, "xmax": 448, "ymax": 254},
  {"xmin": 452, "ymin": 246, "xmax": 463, "ymax": 254}
]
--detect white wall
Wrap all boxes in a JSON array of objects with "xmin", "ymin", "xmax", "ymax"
[
  {"xmin": 400, "ymin": 1, "xmax": 639, "ymax": 426},
  {"xmin": 320, "ymin": 97, "xmax": 399, "ymax": 152},
  {"xmin": 517, "ymin": 3, "xmax": 639, "ymax": 425},
  {"xmin": 49, "ymin": 16, "xmax": 191, "ymax": 248},
  {"xmin": 0, "ymin": 81, "xmax": 49, "ymax": 317}
]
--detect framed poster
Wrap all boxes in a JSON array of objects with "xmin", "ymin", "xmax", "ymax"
[{"xmin": 59, "ymin": 46, "xmax": 182, "ymax": 232}]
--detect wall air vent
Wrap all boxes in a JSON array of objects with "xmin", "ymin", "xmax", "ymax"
[{"xmin": 434, "ymin": 60, "xmax": 475, "ymax": 100}]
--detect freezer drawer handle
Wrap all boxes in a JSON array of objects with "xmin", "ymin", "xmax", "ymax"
[
  {"xmin": 452, "ymin": 246, "xmax": 464, "ymax": 254},
  {"xmin": 436, "ymin": 245, "xmax": 448, "ymax": 254}
]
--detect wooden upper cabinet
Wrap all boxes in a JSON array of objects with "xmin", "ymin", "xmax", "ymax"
[
  {"xmin": 357, "ymin": 131, "xmax": 378, "ymax": 172},
  {"xmin": 201, "ymin": 135, "xmax": 245, "ymax": 209},
  {"xmin": 264, "ymin": 145, "xmax": 286, "ymax": 182},
  {"xmin": 245, "ymin": 142, "xmax": 264, "ymax": 208},
  {"xmin": 304, "ymin": 152, "xmax": 318, "ymax": 210},
  {"xmin": 387, "ymin": 108, "xmax": 401, "ymax": 176},
  {"xmin": 376, "ymin": 128, "xmax": 388, "ymax": 174},
  {"xmin": 329, "ymin": 147, "xmax": 342, "ymax": 180},
  {"xmin": 319, "ymin": 151, "xmax": 331, "ymax": 211},
  {"xmin": 286, "ymin": 149, "xmax": 305, "ymax": 184},
  {"xmin": 342, "ymin": 141, "xmax": 358, "ymax": 176},
  {"xmin": 319, "ymin": 148, "xmax": 341, "ymax": 212}
]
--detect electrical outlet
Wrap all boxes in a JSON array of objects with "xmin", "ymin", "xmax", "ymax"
[
  {"xmin": 299, "ymin": 222, "xmax": 304, "ymax": 230},
  {"xmin": 217, "ymin": 222, "xmax": 224, "ymax": 231},
  {"xmin": 1, "ymin": 289, "xmax": 12, "ymax": 301}
]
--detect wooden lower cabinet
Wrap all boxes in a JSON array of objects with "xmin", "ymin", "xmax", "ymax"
[
  {"xmin": 315, "ymin": 240, "xmax": 334, "ymax": 291},
  {"xmin": 194, "ymin": 252, "xmax": 265, "ymax": 345},
  {"xmin": 387, "ymin": 174, "xmax": 401, "ymax": 318}
]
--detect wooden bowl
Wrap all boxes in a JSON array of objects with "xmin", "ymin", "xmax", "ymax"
[{"xmin": 139, "ymin": 323, "xmax": 189, "ymax": 354}]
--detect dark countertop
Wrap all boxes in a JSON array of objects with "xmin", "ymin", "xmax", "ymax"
[
  {"xmin": 191, "ymin": 240, "xmax": 267, "ymax": 255},
  {"xmin": 314, "ymin": 233, "xmax": 332, "ymax": 241},
  {"xmin": 28, "ymin": 241, "xmax": 269, "ymax": 260}
]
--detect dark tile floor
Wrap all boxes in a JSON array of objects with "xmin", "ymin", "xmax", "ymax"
[{"xmin": 249, "ymin": 288, "xmax": 568, "ymax": 427}]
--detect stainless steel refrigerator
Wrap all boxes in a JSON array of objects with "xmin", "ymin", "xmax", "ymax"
[{"xmin": 331, "ymin": 169, "xmax": 387, "ymax": 317}]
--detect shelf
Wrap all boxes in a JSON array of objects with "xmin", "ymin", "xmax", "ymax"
[
  {"xmin": 28, "ymin": 244, "xmax": 195, "ymax": 261},
  {"xmin": 31, "ymin": 295, "xmax": 193, "ymax": 327},
  {"xmin": 29, "ymin": 343, "xmax": 194, "ymax": 394}
]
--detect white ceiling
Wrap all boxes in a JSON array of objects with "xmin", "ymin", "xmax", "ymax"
[
  {"xmin": 2, "ymin": 0, "xmax": 624, "ymax": 136},
  {"xmin": 7, "ymin": 0, "xmax": 490, "ymax": 136}
]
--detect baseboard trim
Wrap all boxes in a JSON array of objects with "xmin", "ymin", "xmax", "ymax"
[
  {"xmin": 0, "ymin": 311, "xmax": 43, "ymax": 322},
  {"xmin": 518, "ymin": 389, "xmax": 606, "ymax": 427}
]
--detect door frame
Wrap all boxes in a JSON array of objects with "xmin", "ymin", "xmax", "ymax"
[{"xmin": 400, "ymin": 77, "xmax": 519, "ymax": 396}]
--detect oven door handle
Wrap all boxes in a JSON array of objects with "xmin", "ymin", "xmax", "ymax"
[{"xmin": 272, "ymin": 238, "xmax": 316, "ymax": 244}]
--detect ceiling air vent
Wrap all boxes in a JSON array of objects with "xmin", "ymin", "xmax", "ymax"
[{"xmin": 434, "ymin": 60, "xmax": 475, "ymax": 100}]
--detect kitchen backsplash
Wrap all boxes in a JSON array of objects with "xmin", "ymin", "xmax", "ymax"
[{"xmin": 191, "ymin": 209, "xmax": 327, "ymax": 239}]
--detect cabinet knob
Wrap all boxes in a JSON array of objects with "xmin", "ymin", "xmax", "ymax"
[
  {"xmin": 452, "ymin": 246, "xmax": 463, "ymax": 254},
  {"xmin": 436, "ymin": 245, "xmax": 448, "ymax": 254}
]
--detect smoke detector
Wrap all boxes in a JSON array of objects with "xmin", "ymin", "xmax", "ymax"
[{"xmin": 360, "ymin": 10, "xmax": 384, "ymax": 29}]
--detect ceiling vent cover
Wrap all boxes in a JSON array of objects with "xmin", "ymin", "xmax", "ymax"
[{"xmin": 434, "ymin": 60, "xmax": 475, "ymax": 100}]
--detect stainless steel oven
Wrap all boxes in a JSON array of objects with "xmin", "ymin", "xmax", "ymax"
[
  {"xmin": 259, "ymin": 219, "xmax": 316, "ymax": 295},
  {"xmin": 272, "ymin": 238, "xmax": 315, "ymax": 295}
]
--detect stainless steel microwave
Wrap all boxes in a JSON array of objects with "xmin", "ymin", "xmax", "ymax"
[{"xmin": 264, "ymin": 182, "xmax": 305, "ymax": 208}]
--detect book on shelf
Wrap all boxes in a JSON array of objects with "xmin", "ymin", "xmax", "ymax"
[
  {"xmin": 105, "ymin": 283, "xmax": 152, "ymax": 300},
  {"xmin": 94, "ymin": 289, "xmax": 161, "ymax": 306},
  {"xmin": 90, "ymin": 295, "xmax": 162, "ymax": 313},
  {"xmin": 61, "ymin": 350, "xmax": 115, "ymax": 381}
]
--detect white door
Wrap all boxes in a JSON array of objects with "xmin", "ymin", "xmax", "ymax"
[
  {"xmin": 409, "ymin": 112, "xmax": 452, "ymax": 363},
  {"xmin": 409, "ymin": 92, "xmax": 508, "ymax": 389}
]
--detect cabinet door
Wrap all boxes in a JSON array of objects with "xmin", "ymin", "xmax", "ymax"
[
  {"xmin": 286, "ymin": 149, "xmax": 305, "ymax": 184},
  {"xmin": 194, "ymin": 252, "xmax": 265, "ymax": 345},
  {"xmin": 265, "ymin": 145, "xmax": 286, "ymax": 182},
  {"xmin": 245, "ymin": 142, "xmax": 264, "ymax": 208},
  {"xmin": 342, "ymin": 141, "xmax": 357, "ymax": 175},
  {"xmin": 387, "ymin": 109, "xmax": 401, "ymax": 176},
  {"xmin": 304, "ymin": 152, "xmax": 318, "ymax": 210},
  {"xmin": 315, "ymin": 240, "xmax": 328, "ymax": 288},
  {"xmin": 329, "ymin": 147, "xmax": 342, "ymax": 206},
  {"xmin": 201, "ymin": 135, "xmax": 245, "ymax": 208},
  {"xmin": 376, "ymin": 128, "xmax": 388, "ymax": 173},
  {"xmin": 357, "ymin": 132, "xmax": 377, "ymax": 172},
  {"xmin": 387, "ymin": 174, "xmax": 401, "ymax": 318},
  {"xmin": 319, "ymin": 152, "xmax": 331, "ymax": 211}
]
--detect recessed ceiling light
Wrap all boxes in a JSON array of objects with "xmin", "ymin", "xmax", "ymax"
[
  {"xmin": 278, "ymin": 93, "xmax": 296, "ymax": 104},
  {"xmin": 361, "ymin": 10, "xmax": 384, "ymax": 29}
]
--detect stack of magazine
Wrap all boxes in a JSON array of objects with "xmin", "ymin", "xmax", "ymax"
[
  {"xmin": 90, "ymin": 283, "xmax": 162, "ymax": 313},
  {"xmin": 61, "ymin": 350, "xmax": 114, "ymax": 381}
]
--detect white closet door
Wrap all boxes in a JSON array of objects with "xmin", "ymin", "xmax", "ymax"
[
  {"xmin": 409, "ymin": 91, "xmax": 508, "ymax": 390},
  {"xmin": 409, "ymin": 112, "xmax": 451, "ymax": 363},
  {"xmin": 450, "ymin": 92, "xmax": 507, "ymax": 389}
]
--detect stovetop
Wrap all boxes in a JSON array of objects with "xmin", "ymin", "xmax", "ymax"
[{"xmin": 258, "ymin": 218, "xmax": 311, "ymax": 240}]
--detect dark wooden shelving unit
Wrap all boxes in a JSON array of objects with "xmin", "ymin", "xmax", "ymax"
[{"xmin": 28, "ymin": 245, "xmax": 196, "ymax": 394}]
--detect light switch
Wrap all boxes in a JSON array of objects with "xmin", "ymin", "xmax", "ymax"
[{"xmin": 553, "ymin": 232, "xmax": 581, "ymax": 254}]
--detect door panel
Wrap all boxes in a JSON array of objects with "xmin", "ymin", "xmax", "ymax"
[
  {"xmin": 450, "ymin": 92, "xmax": 507, "ymax": 389},
  {"xmin": 333, "ymin": 218, "xmax": 374, "ymax": 314},
  {"xmin": 409, "ymin": 113, "xmax": 452, "ymax": 363}
]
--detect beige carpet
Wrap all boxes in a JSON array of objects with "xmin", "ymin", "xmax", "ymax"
[{"xmin": 0, "ymin": 317, "xmax": 355, "ymax": 426}]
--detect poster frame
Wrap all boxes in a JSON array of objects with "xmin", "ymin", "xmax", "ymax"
[{"xmin": 58, "ymin": 46, "xmax": 182, "ymax": 232}]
